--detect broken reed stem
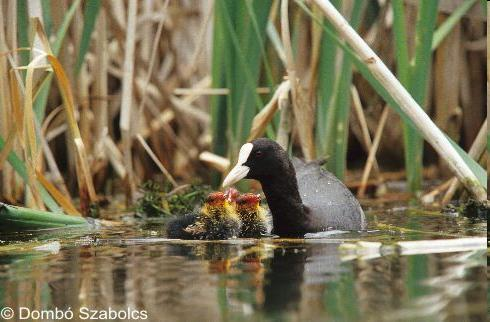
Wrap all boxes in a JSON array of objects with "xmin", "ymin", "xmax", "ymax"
[
  {"xmin": 358, "ymin": 106, "xmax": 389, "ymax": 198},
  {"xmin": 312, "ymin": 0, "xmax": 486, "ymax": 201},
  {"xmin": 136, "ymin": 134, "xmax": 177, "ymax": 187},
  {"xmin": 120, "ymin": 0, "xmax": 138, "ymax": 202},
  {"xmin": 441, "ymin": 118, "xmax": 488, "ymax": 203}
]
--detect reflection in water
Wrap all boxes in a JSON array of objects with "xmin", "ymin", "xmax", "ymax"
[
  {"xmin": 264, "ymin": 245, "xmax": 307, "ymax": 314},
  {"xmin": 0, "ymin": 236, "xmax": 486, "ymax": 322}
]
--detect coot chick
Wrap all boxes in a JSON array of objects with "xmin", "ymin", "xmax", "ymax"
[
  {"xmin": 222, "ymin": 138, "xmax": 366, "ymax": 237},
  {"xmin": 184, "ymin": 192, "xmax": 241, "ymax": 240},
  {"xmin": 236, "ymin": 193, "xmax": 272, "ymax": 238},
  {"xmin": 166, "ymin": 212, "xmax": 199, "ymax": 239}
]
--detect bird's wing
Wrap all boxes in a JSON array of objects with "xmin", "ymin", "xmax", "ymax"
[{"xmin": 295, "ymin": 164, "xmax": 366, "ymax": 230}]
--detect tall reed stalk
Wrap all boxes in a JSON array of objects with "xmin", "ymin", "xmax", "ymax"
[
  {"xmin": 393, "ymin": 0, "xmax": 439, "ymax": 193},
  {"xmin": 210, "ymin": 0, "xmax": 273, "ymax": 184}
]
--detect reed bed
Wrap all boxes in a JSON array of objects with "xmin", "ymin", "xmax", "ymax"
[{"xmin": 0, "ymin": 0, "xmax": 487, "ymax": 216}]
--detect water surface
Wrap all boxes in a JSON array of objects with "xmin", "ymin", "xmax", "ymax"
[{"xmin": 0, "ymin": 208, "xmax": 486, "ymax": 322}]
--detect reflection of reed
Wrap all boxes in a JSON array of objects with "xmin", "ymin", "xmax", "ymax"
[
  {"xmin": 301, "ymin": 243, "xmax": 345, "ymax": 322},
  {"xmin": 416, "ymin": 251, "xmax": 486, "ymax": 322},
  {"xmin": 380, "ymin": 250, "xmax": 486, "ymax": 321},
  {"xmin": 47, "ymin": 244, "xmax": 223, "ymax": 322},
  {"xmin": 353, "ymin": 255, "xmax": 406, "ymax": 322},
  {"xmin": 110, "ymin": 244, "xmax": 220, "ymax": 322}
]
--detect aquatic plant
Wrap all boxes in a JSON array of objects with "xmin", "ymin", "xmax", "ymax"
[{"xmin": 135, "ymin": 181, "xmax": 211, "ymax": 218}]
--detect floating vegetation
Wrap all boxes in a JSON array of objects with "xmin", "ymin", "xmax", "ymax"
[
  {"xmin": 135, "ymin": 181, "xmax": 212, "ymax": 218},
  {"xmin": 461, "ymin": 199, "xmax": 489, "ymax": 220},
  {"xmin": 441, "ymin": 199, "xmax": 489, "ymax": 221}
]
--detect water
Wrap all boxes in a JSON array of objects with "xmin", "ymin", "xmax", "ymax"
[{"xmin": 0, "ymin": 208, "xmax": 486, "ymax": 322}]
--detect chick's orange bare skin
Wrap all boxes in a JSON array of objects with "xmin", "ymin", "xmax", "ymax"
[
  {"xmin": 224, "ymin": 187, "xmax": 240, "ymax": 202},
  {"xmin": 236, "ymin": 193, "xmax": 272, "ymax": 238}
]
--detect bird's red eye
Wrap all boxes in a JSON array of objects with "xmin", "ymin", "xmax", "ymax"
[{"xmin": 255, "ymin": 150, "xmax": 263, "ymax": 157}]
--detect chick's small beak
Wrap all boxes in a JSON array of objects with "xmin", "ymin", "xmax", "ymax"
[{"xmin": 222, "ymin": 164, "xmax": 249, "ymax": 188}]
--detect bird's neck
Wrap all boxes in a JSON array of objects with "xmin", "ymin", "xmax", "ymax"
[{"xmin": 260, "ymin": 174, "xmax": 309, "ymax": 236}]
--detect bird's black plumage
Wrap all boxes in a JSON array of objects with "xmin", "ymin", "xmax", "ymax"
[
  {"xmin": 235, "ymin": 138, "xmax": 366, "ymax": 237},
  {"xmin": 166, "ymin": 213, "xmax": 199, "ymax": 239}
]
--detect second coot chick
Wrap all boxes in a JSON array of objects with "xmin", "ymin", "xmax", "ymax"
[
  {"xmin": 236, "ymin": 193, "xmax": 272, "ymax": 237},
  {"xmin": 222, "ymin": 138, "xmax": 366, "ymax": 237},
  {"xmin": 184, "ymin": 192, "xmax": 241, "ymax": 240}
]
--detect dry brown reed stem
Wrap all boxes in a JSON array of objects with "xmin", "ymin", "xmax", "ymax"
[
  {"xmin": 103, "ymin": 137, "xmax": 126, "ymax": 179},
  {"xmin": 0, "ymin": 7, "xmax": 12, "ymax": 199},
  {"xmin": 358, "ymin": 107, "xmax": 389, "ymax": 198},
  {"xmin": 169, "ymin": 96, "xmax": 210, "ymax": 125},
  {"xmin": 199, "ymin": 151, "xmax": 230, "ymax": 173},
  {"xmin": 36, "ymin": 170, "xmax": 79, "ymax": 216},
  {"xmin": 48, "ymin": 55, "xmax": 97, "ymax": 211},
  {"xmin": 276, "ymin": 84, "xmax": 293, "ymax": 150},
  {"xmin": 281, "ymin": 0, "xmax": 315, "ymax": 160},
  {"xmin": 248, "ymin": 80, "xmax": 290, "ymax": 141},
  {"xmin": 0, "ymin": 126, "xmax": 15, "ymax": 171},
  {"xmin": 93, "ymin": 9, "xmax": 108, "ymax": 160},
  {"xmin": 22, "ymin": 58, "xmax": 44, "ymax": 209},
  {"xmin": 441, "ymin": 118, "xmax": 487, "ymax": 204},
  {"xmin": 313, "ymin": 0, "xmax": 486, "ymax": 201},
  {"xmin": 137, "ymin": 0, "xmax": 168, "ymax": 115},
  {"xmin": 421, "ymin": 179, "xmax": 454, "ymax": 205},
  {"xmin": 120, "ymin": 0, "xmax": 138, "ymax": 202},
  {"xmin": 30, "ymin": 13, "xmax": 97, "ymax": 212},
  {"xmin": 350, "ymin": 85, "xmax": 381, "ymax": 176},
  {"xmin": 136, "ymin": 134, "xmax": 177, "ymax": 187},
  {"xmin": 487, "ymin": 5, "xmax": 489, "ymax": 82},
  {"xmin": 184, "ymin": 2, "xmax": 214, "ymax": 79}
]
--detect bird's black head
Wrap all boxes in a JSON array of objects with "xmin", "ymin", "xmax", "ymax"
[{"xmin": 222, "ymin": 138, "xmax": 293, "ymax": 187}]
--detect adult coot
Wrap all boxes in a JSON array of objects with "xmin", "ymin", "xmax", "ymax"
[{"xmin": 222, "ymin": 138, "xmax": 366, "ymax": 237}]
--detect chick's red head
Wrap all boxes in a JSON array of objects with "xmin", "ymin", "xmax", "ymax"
[
  {"xmin": 205, "ymin": 192, "xmax": 227, "ymax": 208},
  {"xmin": 236, "ymin": 193, "xmax": 261, "ymax": 211}
]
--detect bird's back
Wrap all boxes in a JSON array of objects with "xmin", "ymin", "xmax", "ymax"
[{"xmin": 293, "ymin": 159, "xmax": 366, "ymax": 231}]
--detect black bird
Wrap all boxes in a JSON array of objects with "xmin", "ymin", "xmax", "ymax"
[{"xmin": 222, "ymin": 138, "xmax": 366, "ymax": 237}]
